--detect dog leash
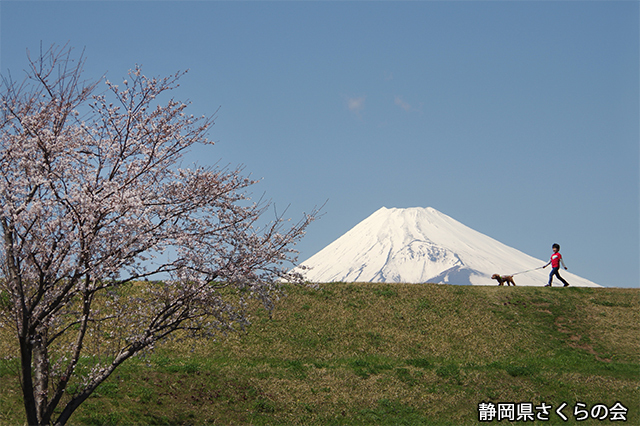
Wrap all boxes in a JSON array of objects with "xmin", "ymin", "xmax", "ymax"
[{"xmin": 510, "ymin": 266, "xmax": 544, "ymax": 276}]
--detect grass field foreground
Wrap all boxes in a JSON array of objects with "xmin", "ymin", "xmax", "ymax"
[{"xmin": 0, "ymin": 283, "xmax": 638, "ymax": 425}]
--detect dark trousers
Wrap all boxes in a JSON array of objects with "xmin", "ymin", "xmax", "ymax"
[{"xmin": 549, "ymin": 267, "xmax": 569, "ymax": 286}]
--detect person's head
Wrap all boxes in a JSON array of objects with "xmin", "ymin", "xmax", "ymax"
[{"xmin": 552, "ymin": 243, "xmax": 560, "ymax": 252}]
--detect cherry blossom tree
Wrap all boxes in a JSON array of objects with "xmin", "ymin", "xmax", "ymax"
[{"xmin": 0, "ymin": 45, "xmax": 317, "ymax": 426}]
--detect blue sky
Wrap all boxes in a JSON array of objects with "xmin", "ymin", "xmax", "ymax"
[{"xmin": 2, "ymin": 1, "xmax": 638, "ymax": 288}]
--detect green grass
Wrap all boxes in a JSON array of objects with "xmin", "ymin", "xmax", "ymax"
[{"xmin": 0, "ymin": 283, "xmax": 638, "ymax": 425}]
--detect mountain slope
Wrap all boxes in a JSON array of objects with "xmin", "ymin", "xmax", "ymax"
[{"xmin": 297, "ymin": 207, "xmax": 601, "ymax": 287}]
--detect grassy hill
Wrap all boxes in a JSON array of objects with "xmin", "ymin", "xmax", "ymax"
[{"xmin": 1, "ymin": 283, "xmax": 638, "ymax": 425}]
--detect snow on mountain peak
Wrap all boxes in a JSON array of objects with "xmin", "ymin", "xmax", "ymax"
[{"xmin": 295, "ymin": 207, "xmax": 601, "ymax": 287}]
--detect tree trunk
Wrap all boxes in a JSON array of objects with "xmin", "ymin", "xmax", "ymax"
[
  {"xmin": 19, "ymin": 333, "xmax": 39, "ymax": 426},
  {"xmin": 33, "ymin": 329, "xmax": 50, "ymax": 424}
]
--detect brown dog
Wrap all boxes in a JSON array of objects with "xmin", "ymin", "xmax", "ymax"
[{"xmin": 492, "ymin": 274, "xmax": 516, "ymax": 286}]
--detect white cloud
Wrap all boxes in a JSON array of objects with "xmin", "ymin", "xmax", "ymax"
[
  {"xmin": 394, "ymin": 95, "xmax": 411, "ymax": 112},
  {"xmin": 346, "ymin": 96, "xmax": 366, "ymax": 114}
]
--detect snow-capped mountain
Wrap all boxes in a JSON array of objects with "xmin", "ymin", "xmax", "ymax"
[{"xmin": 296, "ymin": 207, "xmax": 600, "ymax": 287}]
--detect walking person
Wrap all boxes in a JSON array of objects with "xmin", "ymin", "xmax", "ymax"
[{"xmin": 543, "ymin": 243, "xmax": 569, "ymax": 287}]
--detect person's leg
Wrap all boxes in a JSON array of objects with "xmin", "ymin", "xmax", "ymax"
[{"xmin": 555, "ymin": 270, "xmax": 569, "ymax": 286}]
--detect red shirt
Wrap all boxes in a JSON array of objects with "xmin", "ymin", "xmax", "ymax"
[{"xmin": 550, "ymin": 252, "xmax": 562, "ymax": 268}]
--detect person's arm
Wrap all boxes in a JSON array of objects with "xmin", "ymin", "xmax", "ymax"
[
  {"xmin": 543, "ymin": 260, "xmax": 551, "ymax": 268},
  {"xmin": 561, "ymin": 257, "xmax": 567, "ymax": 270}
]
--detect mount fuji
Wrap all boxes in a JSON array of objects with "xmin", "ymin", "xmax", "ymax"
[{"xmin": 296, "ymin": 207, "xmax": 601, "ymax": 287}]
